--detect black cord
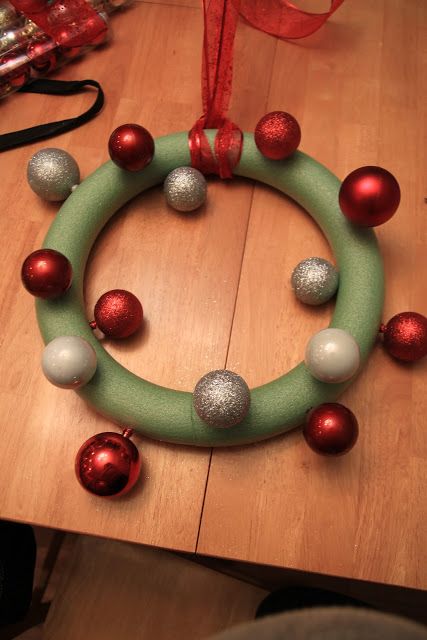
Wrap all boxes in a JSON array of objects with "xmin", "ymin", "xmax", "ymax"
[{"xmin": 0, "ymin": 78, "xmax": 104, "ymax": 152}]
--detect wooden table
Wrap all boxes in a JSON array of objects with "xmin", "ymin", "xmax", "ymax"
[{"xmin": 1, "ymin": 0, "xmax": 426, "ymax": 594}]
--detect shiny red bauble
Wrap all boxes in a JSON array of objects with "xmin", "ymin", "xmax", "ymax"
[
  {"xmin": 108, "ymin": 124, "xmax": 155, "ymax": 172},
  {"xmin": 94, "ymin": 289, "xmax": 143, "ymax": 339},
  {"xmin": 75, "ymin": 430, "xmax": 141, "ymax": 497},
  {"xmin": 339, "ymin": 166, "xmax": 400, "ymax": 227},
  {"xmin": 382, "ymin": 312, "xmax": 427, "ymax": 362},
  {"xmin": 27, "ymin": 38, "xmax": 57, "ymax": 74},
  {"xmin": 21, "ymin": 249, "xmax": 72, "ymax": 299},
  {"xmin": 13, "ymin": 0, "xmax": 47, "ymax": 13},
  {"xmin": 254, "ymin": 111, "xmax": 301, "ymax": 160},
  {"xmin": 303, "ymin": 403, "xmax": 359, "ymax": 456},
  {"xmin": 1, "ymin": 52, "xmax": 30, "ymax": 89}
]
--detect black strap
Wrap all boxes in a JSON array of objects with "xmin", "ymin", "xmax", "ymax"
[{"xmin": 0, "ymin": 78, "xmax": 104, "ymax": 152}]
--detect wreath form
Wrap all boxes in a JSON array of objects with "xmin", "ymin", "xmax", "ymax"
[{"xmin": 36, "ymin": 131, "xmax": 384, "ymax": 447}]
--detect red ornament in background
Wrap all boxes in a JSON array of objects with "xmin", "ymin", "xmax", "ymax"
[
  {"xmin": 12, "ymin": 0, "xmax": 47, "ymax": 13},
  {"xmin": 93, "ymin": 289, "xmax": 143, "ymax": 339},
  {"xmin": 254, "ymin": 111, "xmax": 301, "ymax": 160},
  {"xmin": 382, "ymin": 312, "xmax": 427, "ymax": 362},
  {"xmin": 27, "ymin": 37, "xmax": 57, "ymax": 74},
  {"xmin": 339, "ymin": 166, "xmax": 400, "ymax": 227},
  {"xmin": 60, "ymin": 44, "xmax": 82, "ymax": 59},
  {"xmin": 75, "ymin": 428, "xmax": 141, "ymax": 497},
  {"xmin": 1, "ymin": 52, "xmax": 30, "ymax": 89},
  {"xmin": 108, "ymin": 124, "xmax": 155, "ymax": 172},
  {"xmin": 21, "ymin": 249, "xmax": 72, "ymax": 299},
  {"xmin": 303, "ymin": 403, "xmax": 359, "ymax": 456}
]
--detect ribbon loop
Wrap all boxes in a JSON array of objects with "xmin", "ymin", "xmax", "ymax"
[{"xmin": 189, "ymin": 0, "xmax": 344, "ymax": 178}]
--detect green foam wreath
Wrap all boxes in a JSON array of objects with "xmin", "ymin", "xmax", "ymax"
[{"xmin": 36, "ymin": 131, "xmax": 384, "ymax": 446}]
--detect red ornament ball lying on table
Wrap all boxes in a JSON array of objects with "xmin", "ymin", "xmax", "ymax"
[
  {"xmin": 254, "ymin": 111, "xmax": 301, "ymax": 160},
  {"xmin": 303, "ymin": 403, "xmax": 359, "ymax": 456},
  {"xmin": 94, "ymin": 289, "xmax": 143, "ymax": 339},
  {"xmin": 75, "ymin": 430, "xmax": 141, "ymax": 497},
  {"xmin": 339, "ymin": 166, "xmax": 400, "ymax": 227},
  {"xmin": 382, "ymin": 312, "xmax": 427, "ymax": 362},
  {"xmin": 21, "ymin": 249, "xmax": 72, "ymax": 299},
  {"xmin": 108, "ymin": 123, "xmax": 155, "ymax": 172}
]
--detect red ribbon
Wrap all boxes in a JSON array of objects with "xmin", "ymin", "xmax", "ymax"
[
  {"xmin": 9, "ymin": 0, "xmax": 107, "ymax": 49},
  {"xmin": 189, "ymin": 0, "xmax": 344, "ymax": 178}
]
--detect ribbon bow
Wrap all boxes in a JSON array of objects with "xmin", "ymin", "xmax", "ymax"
[{"xmin": 189, "ymin": 0, "xmax": 344, "ymax": 178}]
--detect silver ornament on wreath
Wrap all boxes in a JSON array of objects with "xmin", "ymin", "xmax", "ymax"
[
  {"xmin": 291, "ymin": 257, "xmax": 338, "ymax": 305},
  {"xmin": 164, "ymin": 166, "xmax": 207, "ymax": 212},
  {"xmin": 27, "ymin": 148, "xmax": 80, "ymax": 202},
  {"xmin": 193, "ymin": 369, "xmax": 250, "ymax": 428}
]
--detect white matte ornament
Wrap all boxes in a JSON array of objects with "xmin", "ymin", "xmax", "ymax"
[
  {"xmin": 42, "ymin": 336, "xmax": 97, "ymax": 389},
  {"xmin": 305, "ymin": 328, "xmax": 361, "ymax": 383}
]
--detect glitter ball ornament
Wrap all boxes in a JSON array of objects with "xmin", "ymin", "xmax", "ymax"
[
  {"xmin": 193, "ymin": 369, "xmax": 250, "ymax": 428},
  {"xmin": 21, "ymin": 248, "xmax": 72, "ymax": 298},
  {"xmin": 254, "ymin": 111, "xmax": 301, "ymax": 160},
  {"xmin": 42, "ymin": 336, "xmax": 97, "ymax": 388},
  {"xmin": 303, "ymin": 403, "xmax": 359, "ymax": 456},
  {"xmin": 382, "ymin": 312, "xmax": 427, "ymax": 362},
  {"xmin": 291, "ymin": 257, "xmax": 339, "ymax": 305},
  {"xmin": 75, "ymin": 429, "xmax": 141, "ymax": 497},
  {"xmin": 164, "ymin": 166, "xmax": 207, "ymax": 212},
  {"xmin": 108, "ymin": 123, "xmax": 154, "ymax": 172},
  {"xmin": 305, "ymin": 328, "xmax": 360, "ymax": 383},
  {"xmin": 94, "ymin": 289, "xmax": 143, "ymax": 339},
  {"xmin": 27, "ymin": 148, "xmax": 80, "ymax": 201},
  {"xmin": 339, "ymin": 166, "xmax": 400, "ymax": 227}
]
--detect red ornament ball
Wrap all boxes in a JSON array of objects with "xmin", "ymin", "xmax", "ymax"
[
  {"xmin": 339, "ymin": 166, "xmax": 400, "ymax": 227},
  {"xmin": 21, "ymin": 249, "xmax": 72, "ymax": 299},
  {"xmin": 382, "ymin": 312, "xmax": 427, "ymax": 362},
  {"xmin": 59, "ymin": 43, "xmax": 82, "ymax": 59},
  {"xmin": 75, "ymin": 430, "xmax": 141, "ymax": 497},
  {"xmin": 14, "ymin": 0, "xmax": 47, "ymax": 13},
  {"xmin": 94, "ymin": 289, "xmax": 143, "ymax": 339},
  {"xmin": 1, "ymin": 52, "xmax": 30, "ymax": 89},
  {"xmin": 108, "ymin": 124, "xmax": 154, "ymax": 172},
  {"xmin": 303, "ymin": 403, "xmax": 359, "ymax": 456},
  {"xmin": 254, "ymin": 111, "xmax": 301, "ymax": 160},
  {"xmin": 27, "ymin": 37, "xmax": 57, "ymax": 74}
]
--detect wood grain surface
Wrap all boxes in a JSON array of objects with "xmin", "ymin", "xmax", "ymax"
[{"xmin": 0, "ymin": 0, "xmax": 425, "ymax": 591}]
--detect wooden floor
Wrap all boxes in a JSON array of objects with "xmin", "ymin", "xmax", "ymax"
[{"xmin": 0, "ymin": 0, "xmax": 426, "ymax": 594}]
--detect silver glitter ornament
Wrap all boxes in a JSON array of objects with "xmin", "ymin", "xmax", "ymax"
[
  {"xmin": 164, "ymin": 166, "xmax": 207, "ymax": 212},
  {"xmin": 27, "ymin": 148, "xmax": 80, "ymax": 202},
  {"xmin": 291, "ymin": 257, "xmax": 339, "ymax": 305},
  {"xmin": 193, "ymin": 369, "xmax": 250, "ymax": 428}
]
